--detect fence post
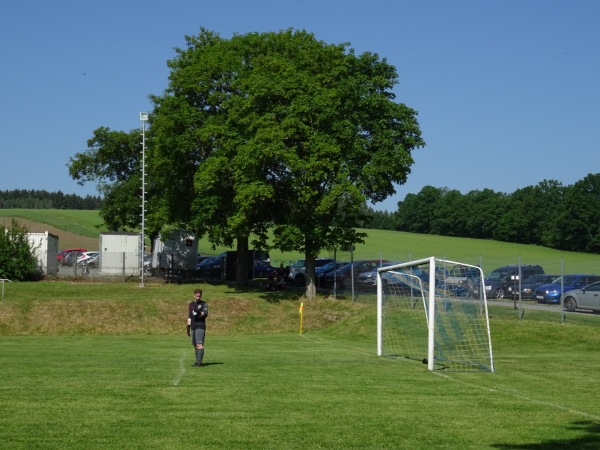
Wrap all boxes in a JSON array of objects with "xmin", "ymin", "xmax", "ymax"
[
  {"xmin": 1, "ymin": 279, "xmax": 12, "ymax": 300},
  {"xmin": 560, "ymin": 257, "xmax": 565, "ymax": 324}
]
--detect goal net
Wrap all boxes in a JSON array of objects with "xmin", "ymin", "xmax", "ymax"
[{"xmin": 377, "ymin": 257, "xmax": 494, "ymax": 372}]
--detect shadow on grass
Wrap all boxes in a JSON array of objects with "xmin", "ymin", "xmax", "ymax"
[
  {"xmin": 492, "ymin": 420, "xmax": 600, "ymax": 449},
  {"xmin": 196, "ymin": 362, "xmax": 224, "ymax": 368}
]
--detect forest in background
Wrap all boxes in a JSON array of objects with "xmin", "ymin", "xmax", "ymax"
[
  {"xmin": 0, "ymin": 189, "xmax": 102, "ymax": 210},
  {"xmin": 2, "ymin": 172, "xmax": 599, "ymax": 256}
]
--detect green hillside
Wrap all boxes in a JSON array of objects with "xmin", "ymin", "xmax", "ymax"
[{"xmin": 1, "ymin": 208, "xmax": 599, "ymax": 274}]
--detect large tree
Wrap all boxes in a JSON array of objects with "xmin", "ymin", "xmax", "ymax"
[
  {"xmin": 150, "ymin": 28, "xmax": 424, "ymax": 295},
  {"xmin": 550, "ymin": 173, "xmax": 600, "ymax": 253},
  {"xmin": 67, "ymin": 126, "xmax": 162, "ymax": 246}
]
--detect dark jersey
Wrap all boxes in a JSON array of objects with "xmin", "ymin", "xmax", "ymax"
[{"xmin": 188, "ymin": 300, "xmax": 208, "ymax": 329}]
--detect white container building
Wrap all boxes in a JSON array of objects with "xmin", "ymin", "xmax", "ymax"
[
  {"xmin": 99, "ymin": 232, "xmax": 141, "ymax": 276},
  {"xmin": 151, "ymin": 229, "xmax": 197, "ymax": 272},
  {"xmin": 26, "ymin": 231, "xmax": 59, "ymax": 276}
]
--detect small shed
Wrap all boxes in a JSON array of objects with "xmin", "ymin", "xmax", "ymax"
[
  {"xmin": 99, "ymin": 232, "xmax": 142, "ymax": 276},
  {"xmin": 26, "ymin": 231, "xmax": 59, "ymax": 276},
  {"xmin": 151, "ymin": 229, "xmax": 197, "ymax": 272}
]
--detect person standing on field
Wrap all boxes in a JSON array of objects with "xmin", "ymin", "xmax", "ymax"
[{"xmin": 187, "ymin": 288, "xmax": 208, "ymax": 367}]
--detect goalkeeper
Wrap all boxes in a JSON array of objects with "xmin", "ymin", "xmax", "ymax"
[{"xmin": 187, "ymin": 288, "xmax": 209, "ymax": 367}]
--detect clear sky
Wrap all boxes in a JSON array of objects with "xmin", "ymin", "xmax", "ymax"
[{"xmin": 1, "ymin": 0, "xmax": 598, "ymax": 212}]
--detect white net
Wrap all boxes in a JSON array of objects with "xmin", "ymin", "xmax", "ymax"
[{"xmin": 377, "ymin": 257, "xmax": 494, "ymax": 372}]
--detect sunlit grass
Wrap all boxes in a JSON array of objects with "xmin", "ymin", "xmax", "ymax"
[
  {"xmin": 1, "ymin": 331, "xmax": 599, "ymax": 449},
  {"xmin": 1, "ymin": 280, "xmax": 600, "ymax": 448}
]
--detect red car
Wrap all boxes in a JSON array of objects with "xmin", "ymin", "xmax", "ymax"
[{"xmin": 57, "ymin": 248, "xmax": 87, "ymax": 266}]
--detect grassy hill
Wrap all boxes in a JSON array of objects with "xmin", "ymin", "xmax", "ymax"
[{"xmin": 1, "ymin": 208, "xmax": 599, "ymax": 274}]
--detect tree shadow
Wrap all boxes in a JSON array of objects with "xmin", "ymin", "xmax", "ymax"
[{"xmin": 492, "ymin": 420, "xmax": 600, "ymax": 449}]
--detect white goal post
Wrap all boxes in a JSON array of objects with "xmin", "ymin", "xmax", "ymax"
[{"xmin": 377, "ymin": 257, "xmax": 494, "ymax": 372}]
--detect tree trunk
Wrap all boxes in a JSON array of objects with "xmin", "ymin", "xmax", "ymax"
[
  {"xmin": 304, "ymin": 252, "xmax": 317, "ymax": 300},
  {"xmin": 236, "ymin": 237, "xmax": 250, "ymax": 287}
]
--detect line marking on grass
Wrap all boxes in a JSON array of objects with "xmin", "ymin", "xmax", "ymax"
[
  {"xmin": 301, "ymin": 334, "xmax": 599, "ymax": 420},
  {"xmin": 433, "ymin": 372, "xmax": 600, "ymax": 421},
  {"xmin": 172, "ymin": 350, "xmax": 186, "ymax": 386}
]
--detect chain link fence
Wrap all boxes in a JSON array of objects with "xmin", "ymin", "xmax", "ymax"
[{"xmin": 53, "ymin": 248, "xmax": 600, "ymax": 322}]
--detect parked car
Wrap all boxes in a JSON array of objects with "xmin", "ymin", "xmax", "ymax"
[
  {"xmin": 380, "ymin": 266, "xmax": 430, "ymax": 293},
  {"xmin": 441, "ymin": 266, "xmax": 482, "ymax": 297},
  {"xmin": 357, "ymin": 262, "xmax": 401, "ymax": 290},
  {"xmin": 144, "ymin": 253, "xmax": 152, "ymax": 269},
  {"xmin": 563, "ymin": 281, "xmax": 600, "ymax": 312},
  {"xmin": 444, "ymin": 266, "xmax": 481, "ymax": 288},
  {"xmin": 195, "ymin": 252, "xmax": 227, "ymax": 278},
  {"xmin": 77, "ymin": 251, "xmax": 100, "ymax": 268},
  {"xmin": 323, "ymin": 260, "xmax": 389, "ymax": 290},
  {"xmin": 254, "ymin": 260, "xmax": 276, "ymax": 279},
  {"xmin": 484, "ymin": 265, "xmax": 545, "ymax": 299},
  {"xmin": 508, "ymin": 274, "xmax": 560, "ymax": 300},
  {"xmin": 315, "ymin": 261, "xmax": 348, "ymax": 287},
  {"xmin": 289, "ymin": 258, "xmax": 334, "ymax": 286},
  {"xmin": 253, "ymin": 250, "xmax": 270, "ymax": 263},
  {"xmin": 57, "ymin": 248, "xmax": 87, "ymax": 265},
  {"xmin": 534, "ymin": 274, "xmax": 600, "ymax": 304},
  {"xmin": 195, "ymin": 255, "xmax": 210, "ymax": 270}
]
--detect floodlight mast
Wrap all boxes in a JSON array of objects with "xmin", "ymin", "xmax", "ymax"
[{"xmin": 139, "ymin": 112, "xmax": 148, "ymax": 287}]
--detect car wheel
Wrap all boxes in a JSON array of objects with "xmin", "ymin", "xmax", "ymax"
[
  {"xmin": 564, "ymin": 296, "xmax": 577, "ymax": 312},
  {"xmin": 493, "ymin": 288, "xmax": 505, "ymax": 299}
]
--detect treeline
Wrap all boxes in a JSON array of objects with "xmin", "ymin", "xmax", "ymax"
[
  {"xmin": 2, "ymin": 172, "xmax": 599, "ymax": 255},
  {"xmin": 363, "ymin": 173, "xmax": 600, "ymax": 254},
  {"xmin": 0, "ymin": 190, "xmax": 102, "ymax": 210}
]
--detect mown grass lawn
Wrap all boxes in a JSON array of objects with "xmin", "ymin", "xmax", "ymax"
[{"xmin": 1, "ymin": 297, "xmax": 600, "ymax": 449}]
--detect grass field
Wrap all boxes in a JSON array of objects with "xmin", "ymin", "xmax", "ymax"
[
  {"xmin": 1, "ymin": 282, "xmax": 600, "ymax": 449},
  {"xmin": 1, "ymin": 209, "xmax": 600, "ymax": 448}
]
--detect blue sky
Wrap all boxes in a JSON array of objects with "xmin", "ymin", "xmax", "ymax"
[{"xmin": 1, "ymin": 0, "xmax": 598, "ymax": 212}]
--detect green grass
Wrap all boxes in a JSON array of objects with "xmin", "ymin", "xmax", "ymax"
[
  {"xmin": 2, "ymin": 209, "xmax": 600, "ymax": 274},
  {"xmin": 1, "ymin": 281, "xmax": 600, "ymax": 448},
  {"xmin": 0, "ymin": 208, "xmax": 103, "ymax": 238},
  {"xmin": 2, "ymin": 330, "xmax": 599, "ymax": 449},
  {"xmin": 1, "ymin": 211, "xmax": 599, "ymax": 448}
]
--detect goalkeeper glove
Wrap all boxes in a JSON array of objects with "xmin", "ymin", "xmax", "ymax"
[{"xmin": 186, "ymin": 325, "xmax": 191, "ymax": 337}]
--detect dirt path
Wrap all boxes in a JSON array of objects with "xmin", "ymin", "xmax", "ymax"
[{"xmin": 0, "ymin": 217, "xmax": 99, "ymax": 251}]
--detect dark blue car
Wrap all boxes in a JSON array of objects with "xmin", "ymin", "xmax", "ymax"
[{"xmin": 534, "ymin": 274, "xmax": 600, "ymax": 304}]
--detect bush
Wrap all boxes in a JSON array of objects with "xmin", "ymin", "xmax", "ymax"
[{"xmin": 0, "ymin": 219, "xmax": 39, "ymax": 281}]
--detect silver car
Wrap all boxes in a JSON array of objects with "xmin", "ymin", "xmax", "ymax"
[{"xmin": 563, "ymin": 281, "xmax": 600, "ymax": 312}]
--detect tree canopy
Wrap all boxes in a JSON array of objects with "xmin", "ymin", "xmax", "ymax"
[
  {"xmin": 65, "ymin": 27, "xmax": 600, "ymax": 290},
  {"xmin": 148, "ymin": 28, "xmax": 424, "ymax": 295},
  {"xmin": 0, "ymin": 219, "xmax": 39, "ymax": 281},
  {"xmin": 67, "ymin": 127, "xmax": 147, "ymax": 233}
]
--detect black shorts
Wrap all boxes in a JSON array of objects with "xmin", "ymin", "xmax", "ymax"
[{"xmin": 192, "ymin": 328, "xmax": 205, "ymax": 346}]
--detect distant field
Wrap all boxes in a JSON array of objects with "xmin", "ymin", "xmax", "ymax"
[{"xmin": 1, "ymin": 209, "xmax": 600, "ymax": 274}]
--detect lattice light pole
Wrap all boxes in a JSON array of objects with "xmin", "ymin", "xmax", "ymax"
[{"xmin": 139, "ymin": 112, "xmax": 148, "ymax": 287}]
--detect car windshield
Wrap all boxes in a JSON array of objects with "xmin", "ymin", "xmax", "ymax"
[
  {"xmin": 315, "ymin": 259, "xmax": 333, "ymax": 267},
  {"xmin": 290, "ymin": 260, "xmax": 305, "ymax": 268},
  {"xmin": 316, "ymin": 261, "xmax": 335, "ymax": 271},
  {"xmin": 562, "ymin": 276, "xmax": 579, "ymax": 285},
  {"xmin": 486, "ymin": 270, "xmax": 511, "ymax": 280},
  {"xmin": 523, "ymin": 275, "xmax": 552, "ymax": 284}
]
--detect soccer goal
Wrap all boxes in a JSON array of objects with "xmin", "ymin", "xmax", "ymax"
[{"xmin": 377, "ymin": 257, "xmax": 494, "ymax": 372}]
